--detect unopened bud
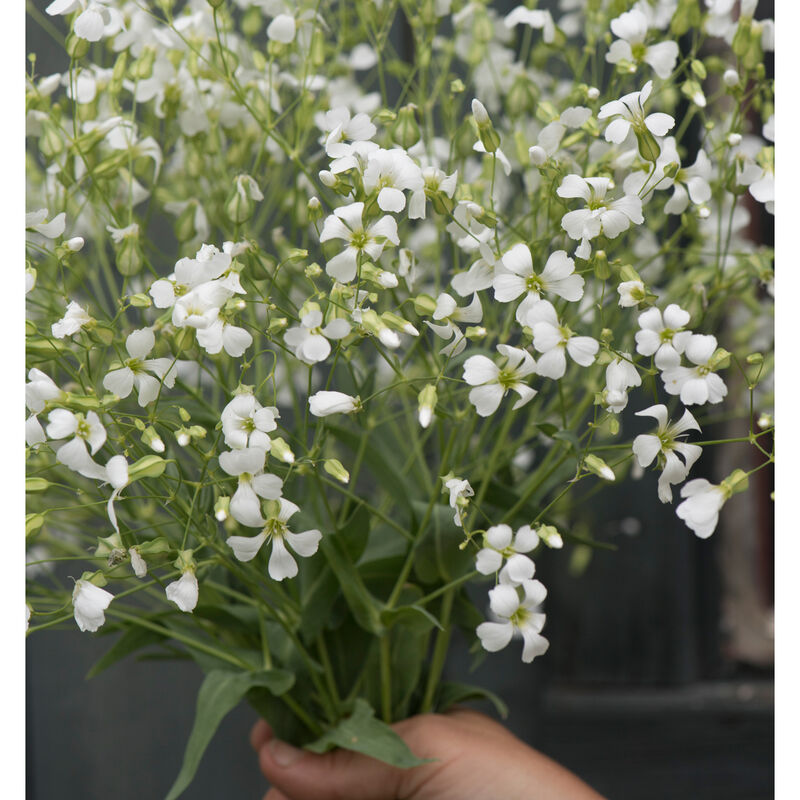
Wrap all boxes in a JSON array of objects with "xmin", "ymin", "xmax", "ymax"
[
  {"xmin": 66, "ymin": 236, "xmax": 84, "ymax": 252},
  {"xmin": 584, "ymin": 454, "xmax": 615, "ymax": 481},
  {"xmin": 723, "ymin": 68, "xmax": 740, "ymax": 87},
  {"xmin": 142, "ymin": 425, "xmax": 165, "ymax": 453},
  {"xmin": 537, "ymin": 524, "xmax": 563, "ymax": 549},
  {"xmin": 529, "ymin": 145, "xmax": 547, "ymax": 165},
  {"xmin": 214, "ymin": 496, "xmax": 230, "ymax": 521},
  {"xmin": 270, "ymin": 436, "xmax": 295, "ymax": 464},
  {"xmin": 417, "ymin": 384, "xmax": 438, "ymax": 429},
  {"xmin": 323, "ymin": 458, "xmax": 350, "ymax": 483}
]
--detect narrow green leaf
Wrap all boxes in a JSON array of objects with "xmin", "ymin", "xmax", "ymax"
[
  {"xmin": 306, "ymin": 698, "xmax": 430, "ymax": 768},
  {"xmin": 165, "ymin": 669, "xmax": 294, "ymax": 800},
  {"xmin": 381, "ymin": 604, "xmax": 443, "ymax": 633},
  {"xmin": 435, "ymin": 681, "xmax": 509, "ymax": 719}
]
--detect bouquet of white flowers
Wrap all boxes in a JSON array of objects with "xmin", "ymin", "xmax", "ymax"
[{"xmin": 26, "ymin": 0, "xmax": 774, "ymax": 796}]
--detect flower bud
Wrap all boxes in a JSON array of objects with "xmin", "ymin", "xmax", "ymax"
[
  {"xmin": 269, "ymin": 436, "xmax": 296, "ymax": 463},
  {"xmin": 214, "ymin": 496, "xmax": 230, "ymax": 521},
  {"xmin": 537, "ymin": 524, "xmax": 563, "ymax": 549},
  {"xmin": 323, "ymin": 458, "xmax": 350, "ymax": 484},
  {"xmin": 593, "ymin": 250, "xmax": 610, "ymax": 280},
  {"xmin": 128, "ymin": 455, "xmax": 167, "ymax": 481},
  {"xmin": 584, "ymin": 454, "xmax": 615, "ymax": 481},
  {"xmin": 528, "ymin": 145, "xmax": 547, "ymax": 165},
  {"xmin": 382, "ymin": 311, "xmax": 418, "ymax": 336},
  {"xmin": 129, "ymin": 547, "xmax": 148, "ymax": 578},
  {"xmin": 417, "ymin": 384, "xmax": 438, "ymax": 429},
  {"xmin": 309, "ymin": 391, "xmax": 361, "ymax": 417},
  {"xmin": 319, "ymin": 170, "xmax": 337, "ymax": 188},
  {"xmin": 721, "ymin": 469, "xmax": 749, "ymax": 497},
  {"xmin": 727, "ymin": 133, "xmax": 742, "ymax": 146},
  {"xmin": 307, "ymin": 196, "xmax": 322, "ymax": 222},
  {"xmin": 586, "ymin": 86, "xmax": 600, "ymax": 100},
  {"xmin": 141, "ymin": 425, "xmax": 165, "ymax": 452},
  {"xmin": 472, "ymin": 98, "xmax": 500, "ymax": 152},
  {"xmin": 226, "ymin": 174, "xmax": 263, "ymax": 224},
  {"xmin": 723, "ymin": 68, "xmax": 739, "ymax": 87},
  {"xmin": 392, "ymin": 104, "xmax": 421, "ymax": 149}
]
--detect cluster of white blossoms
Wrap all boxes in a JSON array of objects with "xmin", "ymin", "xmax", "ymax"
[{"xmin": 26, "ymin": 0, "xmax": 772, "ymax": 685}]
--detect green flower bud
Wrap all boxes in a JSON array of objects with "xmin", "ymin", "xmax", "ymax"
[
  {"xmin": 128, "ymin": 293, "xmax": 152, "ymax": 308},
  {"xmin": 267, "ymin": 317, "xmax": 288, "ymax": 334},
  {"xmin": 26, "ymin": 513, "xmax": 45, "ymax": 539},
  {"xmin": 66, "ymin": 33, "xmax": 90, "ymax": 60},
  {"xmin": 413, "ymin": 293, "xmax": 438, "ymax": 316},
  {"xmin": 128, "ymin": 455, "xmax": 168, "ymax": 480},
  {"xmin": 593, "ymin": 250, "xmax": 610, "ymax": 279},
  {"xmin": 214, "ymin": 496, "xmax": 231, "ymax": 521},
  {"xmin": 323, "ymin": 458, "xmax": 350, "ymax": 484},
  {"xmin": 721, "ymin": 469, "xmax": 749, "ymax": 497},
  {"xmin": 270, "ymin": 436, "xmax": 295, "ymax": 464},
  {"xmin": 392, "ymin": 104, "xmax": 421, "ymax": 149},
  {"xmin": 417, "ymin": 384, "xmax": 438, "ymax": 429},
  {"xmin": 635, "ymin": 127, "xmax": 661, "ymax": 162},
  {"xmin": 584, "ymin": 454, "xmax": 615, "ymax": 481}
]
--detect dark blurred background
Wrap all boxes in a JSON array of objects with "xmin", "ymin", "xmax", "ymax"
[{"xmin": 27, "ymin": 1, "xmax": 774, "ymax": 798}]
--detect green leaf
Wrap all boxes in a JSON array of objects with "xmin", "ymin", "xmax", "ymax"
[
  {"xmin": 306, "ymin": 698, "xmax": 430, "ymax": 768},
  {"xmin": 320, "ymin": 534, "xmax": 384, "ymax": 635},
  {"xmin": 380, "ymin": 604, "xmax": 443, "ymax": 634},
  {"xmin": 338, "ymin": 502, "xmax": 371, "ymax": 562},
  {"xmin": 86, "ymin": 626, "xmax": 164, "ymax": 679},
  {"xmin": 435, "ymin": 681, "xmax": 509, "ymax": 719},
  {"xmin": 300, "ymin": 565, "xmax": 339, "ymax": 641},
  {"xmin": 412, "ymin": 502, "xmax": 472, "ymax": 585},
  {"xmin": 166, "ymin": 669, "xmax": 294, "ymax": 800}
]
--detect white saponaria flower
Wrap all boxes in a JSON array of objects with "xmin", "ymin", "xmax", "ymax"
[
  {"xmin": 451, "ymin": 254, "xmax": 497, "ymax": 297},
  {"xmin": 598, "ymin": 80, "xmax": 675, "ymax": 146},
  {"xmin": 221, "ymin": 394, "xmax": 279, "ymax": 450},
  {"xmin": 444, "ymin": 476, "xmax": 474, "ymax": 528},
  {"xmin": 319, "ymin": 202, "xmax": 400, "ymax": 283},
  {"xmin": 633, "ymin": 404, "xmax": 702, "ymax": 502},
  {"xmin": 52, "ymin": 301, "xmax": 93, "ymax": 339},
  {"xmin": 617, "ymin": 280, "xmax": 647, "ymax": 307},
  {"xmin": 196, "ymin": 318, "xmax": 253, "ymax": 357},
  {"xmin": 362, "ymin": 148, "xmax": 425, "ymax": 214},
  {"xmin": 504, "ymin": 6, "xmax": 556, "ymax": 43},
  {"xmin": 476, "ymin": 580, "xmax": 550, "ymax": 663},
  {"xmin": 606, "ymin": 9, "xmax": 680, "ymax": 79},
  {"xmin": 527, "ymin": 299, "xmax": 599, "ymax": 380},
  {"xmin": 226, "ymin": 499, "xmax": 322, "ymax": 581},
  {"xmin": 284, "ymin": 309, "xmax": 351, "ymax": 364},
  {"xmin": 46, "ymin": 0, "xmax": 121, "ymax": 43},
  {"xmin": 26, "ymin": 208, "xmax": 66, "ymax": 239},
  {"xmin": 622, "ymin": 135, "xmax": 681, "ymax": 200},
  {"xmin": 426, "ymin": 293, "xmax": 482, "ymax": 357},
  {"xmin": 635, "ymin": 304, "xmax": 693, "ymax": 369},
  {"xmin": 472, "ymin": 140, "xmax": 512, "ymax": 177},
  {"xmin": 556, "ymin": 175, "xmax": 644, "ymax": 259},
  {"xmin": 533, "ymin": 106, "xmax": 593, "ymax": 162},
  {"xmin": 309, "ymin": 391, "xmax": 361, "ymax": 417},
  {"xmin": 494, "ymin": 246, "xmax": 584, "ymax": 324},
  {"xmin": 102, "ymin": 328, "xmax": 177, "ymax": 406},
  {"xmin": 219, "ymin": 447, "xmax": 283, "ymax": 528},
  {"xmin": 604, "ymin": 353, "xmax": 643, "ymax": 413},
  {"xmin": 165, "ymin": 570, "xmax": 199, "ymax": 612},
  {"xmin": 476, "ymin": 524, "xmax": 540, "ymax": 585},
  {"xmin": 46, "ymin": 409, "xmax": 107, "ymax": 481},
  {"xmin": 317, "ymin": 107, "xmax": 377, "ymax": 150},
  {"xmin": 676, "ymin": 479, "xmax": 727, "ymax": 539},
  {"xmin": 661, "ymin": 334, "xmax": 728, "ymax": 405},
  {"xmin": 463, "ymin": 344, "xmax": 537, "ymax": 418},
  {"xmin": 72, "ymin": 579, "xmax": 114, "ymax": 632}
]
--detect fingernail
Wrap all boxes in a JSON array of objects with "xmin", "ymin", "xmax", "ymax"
[{"xmin": 270, "ymin": 738, "xmax": 304, "ymax": 767}]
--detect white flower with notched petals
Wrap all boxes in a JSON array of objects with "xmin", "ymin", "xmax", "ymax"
[
  {"xmin": 635, "ymin": 304, "xmax": 693, "ymax": 369},
  {"xmin": 26, "ymin": 208, "xmax": 66, "ymax": 238},
  {"xmin": 226, "ymin": 499, "xmax": 322, "ymax": 581},
  {"xmin": 316, "ymin": 107, "xmax": 377, "ymax": 150},
  {"xmin": 606, "ymin": 9, "xmax": 679, "ymax": 79},
  {"xmin": 676, "ymin": 479, "xmax": 727, "ymax": 539},
  {"xmin": 165, "ymin": 570, "xmax": 199, "ymax": 612},
  {"xmin": 504, "ymin": 6, "xmax": 556, "ymax": 43},
  {"xmin": 72, "ymin": 579, "xmax": 114, "ymax": 632},
  {"xmin": 221, "ymin": 394, "xmax": 279, "ymax": 450},
  {"xmin": 319, "ymin": 202, "xmax": 399, "ymax": 283},
  {"xmin": 604, "ymin": 353, "xmax": 643, "ymax": 413},
  {"xmin": 46, "ymin": 409, "xmax": 107, "ymax": 481},
  {"xmin": 426, "ymin": 293, "xmax": 482, "ymax": 357},
  {"xmin": 149, "ymin": 244, "xmax": 232, "ymax": 309},
  {"xmin": 664, "ymin": 150, "xmax": 713, "ymax": 215},
  {"xmin": 477, "ymin": 580, "xmax": 550, "ymax": 663},
  {"xmin": 408, "ymin": 166, "xmax": 458, "ymax": 220},
  {"xmin": 633, "ymin": 404, "xmax": 702, "ymax": 502},
  {"xmin": 463, "ymin": 344, "xmax": 537, "ymax": 418},
  {"xmin": 284, "ymin": 308, "xmax": 351, "ymax": 364},
  {"xmin": 102, "ymin": 328, "xmax": 177, "ymax": 406},
  {"xmin": 598, "ymin": 81, "xmax": 675, "ymax": 147},
  {"xmin": 494, "ymin": 246, "xmax": 584, "ymax": 324},
  {"xmin": 309, "ymin": 391, "xmax": 361, "ymax": 417},
  {"xmin": 557, "ymin": 175, "xmax": 644, "ymax": 259},
  {"xmin": 26, "ymin": 368, "xmax": 64, "ymax": 413},
  {"xmin": 661, "ymin": 334, "xmax": 728, "ymax": 405},
  {"xmin": 219, "ymin": 447, "xmax": 283, "ymax": 528},
  {"xmin": 446, "ymin": 201, "xmax": 494, "ymax": 254},
  {"xmin": 527, "ymin": 299, "xmax": 599, "ymax": 380},
  {"xmin": 196, "ymin": 318, "xmax": 253, "ymax": 357},
  {"xmin": 171, "ymin": 280, "xmax": 233, "ymax": 330},
  {"xmin": 104, "ymin": 454, "xmax": 129, "ymax": 534},
  {"xmin": 362, "ymin": 148, "xmax": 424, "ymax": 214},
  {"xmin": 443, "ymin": 476, "xmax": 474, "ymax": 528},
  {"xmin": 52, "ymin": 301, "xmax": 93, "ymax": 339},
  {"xmin": 476, "ymin": 524, "xmax": 540, "ymax": 585}
]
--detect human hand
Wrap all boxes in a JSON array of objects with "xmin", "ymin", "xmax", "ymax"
[{"xmin": 251, "ymin": 708, "xmax": 606, "ymax": 800}]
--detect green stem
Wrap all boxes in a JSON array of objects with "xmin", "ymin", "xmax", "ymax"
[{"xmin": 420, "ymin": 588, "xmax": 455, "ymax": 713}]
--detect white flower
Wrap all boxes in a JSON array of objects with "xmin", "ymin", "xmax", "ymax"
[
  {"xmin": 221, "ymin": 394, "xmax": 279, "ymax": 450},
  {"xmin": 556, "ymin": 175, "xmax": 644, "ymax": 259},
  {"xmin": 664, "ymin": 150, "xmax": 713, "ymax": 215},
  {"xmin": 446, "ymin": 201, "xmax": 493, "ymax": 254},
  {"xmin": 633, "ymin": 405, "xmax": 702, "ymax": 502},
  {"xmin": 129, "ymin": 547, "xmax": 147, "ymax": 578},
  {"xmin": 72, "ymin": 579, "xmax": 113, "ymax": 632},
  {"xmin": 51, "ymin": 301, "xmax": 93, "ymax": 339},
  {"xmin": 171, "ymin": 281, "xmax": 233, "ymax": 330},
  {"xmin": 46, "ymin": 409, "xmax": 107, "ymax": 481},
  {"xmin": 165, "ymin": 570, "xmax": 199, "ymax": 612},
  {"xmin": 309, "ymin": 391, "xmax": 361, "ymax": 417},
  {"xmin": 617, "ymin": 280, "xmax": 647, "ymax": 307},
  {"xmin": 219, "ymin": 448, "xmax": 283, "ymax": 528},
  {"xmin": 267, "ymin": 14, "xmax": 296, "ymax": 43},
  {"xmin": 494, "ymin": 246, "xmax": 584, "ymax": 324},
  {"xmin": 226, "ymin": 499, "xmax": 322, "ymax": 581},
  {"xmin": 26, "ymin": 208, "xmax": 66, "ymax": 238},
  {"xmin": 102, "ymin": 328, "xmax": 177, "ymax": 406},
  {"xmin": 604, "ymin": 353, "xmax": 643, "ymax": 413},
  {"xmin": 362, "ymin": 148, "xmax": 424, "ymax": 214},
  {"xmin": 598, "ymin": 80, "xmax": 675, "ymax": 146},
  {"xmin": 443, "ymin": 476, "xmax": 474, "ymax": 528},
  {"xmin": 104, "ymin": 454, "xmax": 129, "ymax": 534},
  {"xmin": 476, "ymin": 581, "xmax": 550, "ymax": 663},
  {"xmin": 606, "ymin": 9, "xmax": 679, "ymax": 79},
  {"xmin": 504, "ymin": 6, "xmax": 556, "ymax": 43},
  {"xmin": 284, "ymin": 309, "xmax": 351, "ymax": 364},
  {"xmin": 661, "ymin": 334, "xmax": 728, "ymax": 405},
  {"xmin": 635, "ymin": 304, "xmax": 693, "ymax": 369},
  {"xmin": 319, "ymin": 202, "xmax": 399, "ymax": 283},
  {"xmin": 317, "ymin": 107, "xmax": 377, "ymax": 149},
  {"xmin": 476, "ymin": 524, "xmax": 539, "ymax": 585},
  {"xmin": 26, "ymin": 368, "xmax": 63, "ymax": 413},
  {"xmin": 426, "ymin": 293, "xmax": 482, "ymax": 357},
  {"xmin": 463, "ymin": 344, "xmax": 537, "ymax": 417},
  {"xmin": 196, "ymin": 318, "xmax": 253, "ymax": 357},
  {"xmin": 408, "ymin": 166, "xmax": 457, "ymax": 220},
  {"xmin": 676, "ymin": 479, "xmax": 727, "ymax": 539},
  {"xmin": 527, "ymin": 299, "xmax": 599, "ymax": 380},
  {"xmin": 150, "ymin": 244, "xmax": 232, "ymax": 309}
]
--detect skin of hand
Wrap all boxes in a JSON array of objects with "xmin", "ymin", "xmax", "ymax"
[{"xmin": 250, "ymin": 709, "xmax": 607, "ymax": 800}]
